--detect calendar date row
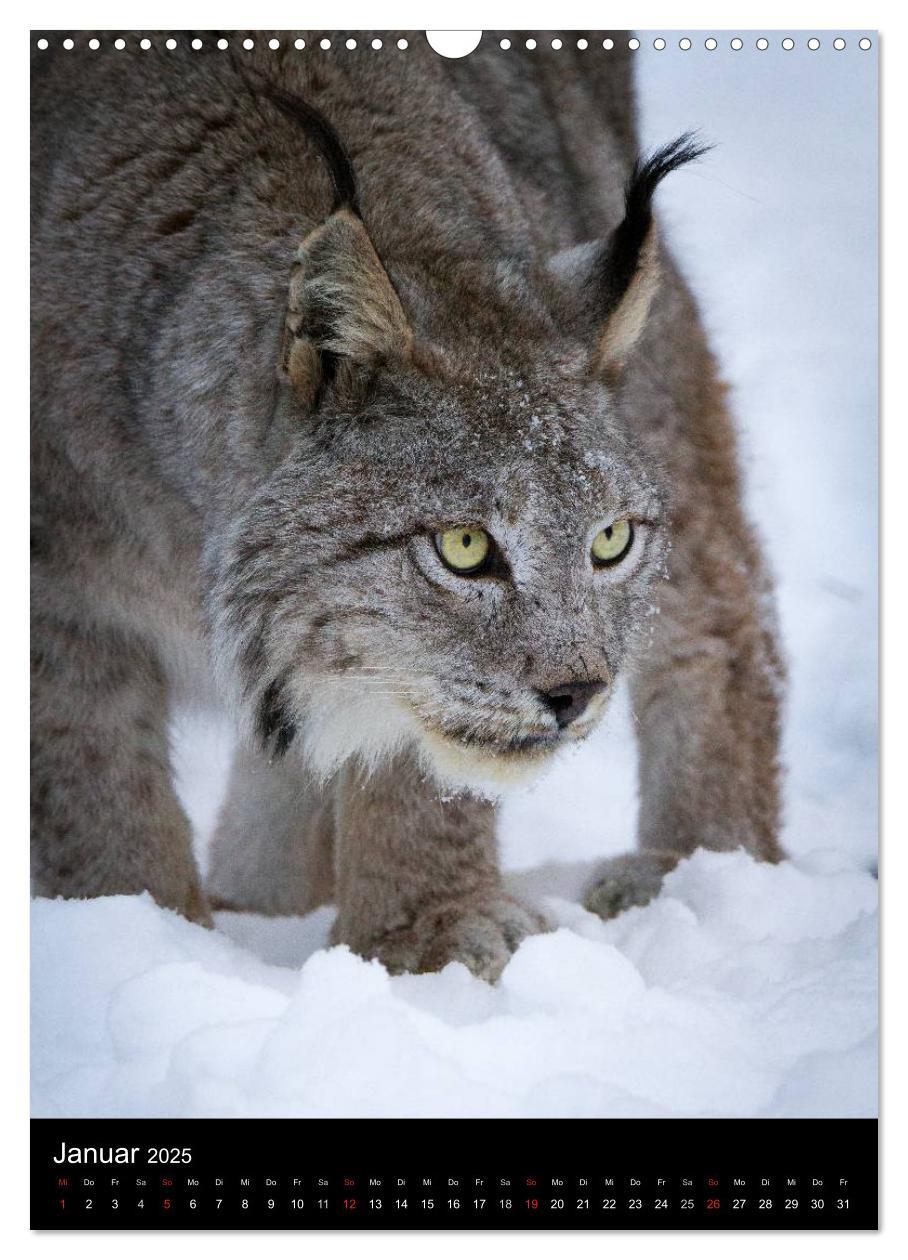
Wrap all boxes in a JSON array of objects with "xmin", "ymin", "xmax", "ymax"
[{"xmin": 54, "ymin": 1193, "xmax": 856, "ymax": 1216}]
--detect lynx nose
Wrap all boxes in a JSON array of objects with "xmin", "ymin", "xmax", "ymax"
[{"xmin": 539, "ymin": 681, "xmax": 607, "ymax": 729}]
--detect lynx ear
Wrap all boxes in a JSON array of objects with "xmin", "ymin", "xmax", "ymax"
[
  {"xmin": 548, "ymin": 134, "xmax": 708, "ymax": 380},
  {"xmin": 263, "ymin": 87, "xmax": 411, "ymax": 408},
  {"xmin": 281, "ymin": 209, "xmax": 412, "ymax": 407}
]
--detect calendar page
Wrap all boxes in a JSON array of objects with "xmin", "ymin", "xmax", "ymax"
[{"xmin": 30, "ymin": 26, "xmax": 878, "ymax": 1231}]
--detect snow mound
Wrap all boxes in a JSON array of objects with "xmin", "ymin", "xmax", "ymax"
[{"xmin": 31, "ymin": 849, "xmax": 876, "ymax": 1119}]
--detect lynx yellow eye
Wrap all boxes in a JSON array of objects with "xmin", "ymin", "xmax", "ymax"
[
  {"xmin": 591, "ymin": 519, "xmax": 634, "ymax": 566},
  {"xmin": 436, "ymin": 526, "xmax": 491, "ymax": 575}
]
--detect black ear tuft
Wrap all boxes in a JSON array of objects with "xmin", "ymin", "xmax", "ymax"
[
  {"xmin": 602, "ymin": 132, "xmax": 711, "ymax": 314},
  {"xmin": 265, "ymin": 86, "xmax": 361, "ymax": 218},
  {"xmin": 544, "ymin": 132, "xmax": 711, "ymax": 376}
]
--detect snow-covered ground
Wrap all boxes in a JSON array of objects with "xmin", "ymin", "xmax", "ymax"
[
  {"xmin": 31, "ymin": 36, "xmax": 877, "ymax": 1119},
  {"xmin": 32, "ymin": 850, "xmax": 876, "ymax": 1118}
]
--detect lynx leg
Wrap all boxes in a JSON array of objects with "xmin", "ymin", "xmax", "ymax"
[
  {"xmin": 31, "ymin": 614, "xmax": 209, "ymax": 923},
  {"xmin": 207, "ymin": 743, "xmax": 334, "ymax": 916},
  {"xmin": 586, "ymin": 492, "xmax": 785, "ymax": 921},
  {"xmin": 332, "ymin": 752, "xmax": 547, "ymax": 980}
]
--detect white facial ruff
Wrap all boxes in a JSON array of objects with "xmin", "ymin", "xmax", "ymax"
[{"xmin": 294, "ymin": 677, "xmax": 590, "ymax": 801}]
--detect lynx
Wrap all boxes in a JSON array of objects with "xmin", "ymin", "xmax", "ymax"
[{"xmin": 31, "ymin": 34, "xmax": 784, "ymax": 980}]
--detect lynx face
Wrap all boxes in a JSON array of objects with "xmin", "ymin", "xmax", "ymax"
[
  {"xmin": 213, "ymin": 354, "xmax": 667, "ymax": 795},
  {"xmin": 209, "ymin": 98, "xmax": 698, "ymax": 796}
]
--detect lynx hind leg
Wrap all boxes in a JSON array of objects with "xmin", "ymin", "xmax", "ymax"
[
  {"xmin": 31, "ymin": 614, "xmax": 210, "ymax": 924},
  {"xmin": 206, "ymin": 743, "xmax": 334, "ymax": 917},
  {"xmin": 586, "ymin": 483, "xmax": 784, "ymax": 922}
]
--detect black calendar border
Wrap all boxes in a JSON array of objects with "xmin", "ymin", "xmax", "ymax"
[{"xmin": 30, "ymin": 1116, "xmax": 878, "ymax": 1231}]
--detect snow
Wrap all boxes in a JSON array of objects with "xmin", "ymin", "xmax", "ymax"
[
  {"xmin": 32, "ymin": 849, "xmax": 876, "ymax": 1118},
  {"xmin": 31, "ymin": 41, "xmax": 877, "ymax": 1119}
]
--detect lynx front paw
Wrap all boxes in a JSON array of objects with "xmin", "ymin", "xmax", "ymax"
[
  {"xmin": 583, "ymin": 852, "xmax": 679, "ymax": 922},
  {"xmin": 364, "ymin": 896, "xmax": 549, "ymax": 982}
]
